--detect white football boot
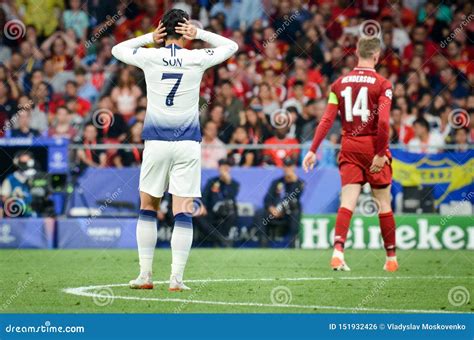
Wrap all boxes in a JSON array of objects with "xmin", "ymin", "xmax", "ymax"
[
  {"xmin": 168, "ymin": 275, "xmax": 191, "ymax": 292},
  {"xmin": 129, "ymin": 272, "xmax": 154, "ymax": 289}
]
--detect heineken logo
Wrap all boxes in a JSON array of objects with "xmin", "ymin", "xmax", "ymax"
[{"xmin": 300, "ymin": 215, "xmax": 474, "ymax": 250}]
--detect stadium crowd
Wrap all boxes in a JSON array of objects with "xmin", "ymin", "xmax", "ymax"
[{"xmin": 0, "ymin": 0, "xmax": 472, "ymax": 171}]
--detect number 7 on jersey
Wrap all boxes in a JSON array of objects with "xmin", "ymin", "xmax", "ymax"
[{"xmin": 161, "ymin": 72, "xmax": 183, "ymax": 107}]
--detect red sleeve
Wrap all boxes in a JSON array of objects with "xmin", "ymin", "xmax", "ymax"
[
  {"xmin": 309, "ymin": 103, "xmax": 338, "ymax": 153},
  {"xmin": 375, "ymin": 82, "xmax": 393, "ymax": 156}
]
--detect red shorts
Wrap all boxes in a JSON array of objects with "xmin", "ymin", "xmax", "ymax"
[{"xmin": 338, "ymin": 150, "xmax": 392, "ymax": 188}]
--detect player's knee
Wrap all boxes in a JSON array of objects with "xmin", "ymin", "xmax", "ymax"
[
  {"xmin": 378, "ymin": 199, "xmax": 392, "ymax": 214},
  {"xmin": 140, "ymin": 192, "xmax": 160, "ymax": 211}
]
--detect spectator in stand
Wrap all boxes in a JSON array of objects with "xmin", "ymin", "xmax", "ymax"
[
  {"xmin": 263, "ymin": 126, "xmax": 300, "ymax": 167},
  {"xmin": 50, "ymin": 80, "xmax": 91, "ymax": 117},
  {"xmin": 110, "ymin": 68, "xmax": 142, "ymax": 121},
  {"xmin": 201, "ymin": 121, "xmax": 228, "ymax": 169},
  {"xmin": 435, "ymin": 67, "xmax": 469, "ymax": 106},
  {"xmin": 218, "ymin": 80, "xmax": 243, "ymax": 127},
  {"xmin": 76, "ymin": 123, "xmax": 106, "ymax": 169},
  {"xmin": 40, "ymin": 31, "xmax": 76, "ymax": 72},
  {"xmin": 258, "ymin": 82, "xmax": 280, "ymax": 117},
  {"xmin": 17, "ymin": 0, "xmax": 63, "ymax": 38},
  {"xmin": 113, "ymin": 121, "xmax": 144, "ymax": 168},
  {"xmin": 42, "ymin": 58, "xmax": 75, "ymax": 94},
  {"xmin": 28, "ymin": 84, "xmax": 49, "ymax": 133},
  {"xmin": 93, "ymin": 96, "xmax": 128, "ymax": 143},
  {"xmin": 239, "ymin": 0, "xmax": 264, "ymax": 30},
  {"xmin": 228, "ymin": 126, "xmax": 259, "ymax": 166},
  {"xmin": 210, "ymin": 0, "xmax": 241, "ymax": 30},
  {"xmin": 451, "ymin": 127, "xmax": 470, "ymax": 152},
  {"xmin": 408, "ymin": 117, "xmax": 445, "ymax": 154},
  {"xmin": 272, "ymin": 0, "xmax": 302, "ymax": 44},
  {"xmin": 19, "ymin": 41, "xmax": 43, "ymax": 76},
  {"xmin": 391, "ymin": 106, "xmax": 414, "ymax": 145},
  {"xmin": 9, "ymin": 110, "xmax": 39, "ymax": 138},
  {"xmin": 296, "ymin": 99, "xmax": 319, "ymax": 143},
  {"xmin": 283, "ymin": 80, "xmax": 306, "ymax": 115},
  {"xmin": 75, "ymin": 67, "xmax": 99, "ymax": 104},
  {"xmin": 402, "ymin": 24, "xmax": 437, "ymax": 72},
  {"xmin": 48, "ymin": 106, "xmax": 77, "ymax": 139},
  {"xmin": 63, "ymin": 0, "xmax": 90, "ymax": 40},
  {"xmin": 242, "ymin": 106, "xmax": 271, "ymax": 145},
  {"xmin": 207, "ymin": 104, "xmax": 234, "ymax": 143},
  {"xmin": 0, "ymin": 81, "xmax": 17, "ymax": 135}
]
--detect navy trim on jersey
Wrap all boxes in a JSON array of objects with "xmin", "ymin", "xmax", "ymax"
[
  {"xmin": 141, "ymin": 122, "xmax": 202, "ymax": 142},
  {"xmin": 164, "ymin": 44, "xmax": 182, "ymax": 57}
]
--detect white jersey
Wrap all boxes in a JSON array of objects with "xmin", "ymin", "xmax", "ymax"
[{"xmin": 111, "ymin": 29, "xmax": 238, "ymax": 142}]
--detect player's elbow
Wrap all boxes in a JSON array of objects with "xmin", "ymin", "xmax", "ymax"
[
  {"xmin": 229, "ymin": 41, "xmax": 238, "ymax": 55},
  {"xmin": 111, "ymin": 45, "xmax": 120, "ymax": 59}
]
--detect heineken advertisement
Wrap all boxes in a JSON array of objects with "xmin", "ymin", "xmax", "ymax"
[{"xmin": 300, "ymin": 215, "xmax": 474, "ymax": 250}]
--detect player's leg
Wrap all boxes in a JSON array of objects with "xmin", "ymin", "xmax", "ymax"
[
  {"xmin": 131, "ymin": 140, "xmax": 169, "ymax": 289},
  {"xmin": 331, "ymin": 183, "xmax": 361, "ymax": 271},
  {"xmin": 372, "ymin": 185, "xmax": 398, "ymax": 272},
  {"xmin": 167, "ymin": 140, "xmax": 201, "ymax": 291},
  {"xmin": 169, "ymin": 195, "xmax": 194, "ymax": 291},
  {"xmin": 129, "ymin": 191, "xmax": 160, "ymax": 289}
]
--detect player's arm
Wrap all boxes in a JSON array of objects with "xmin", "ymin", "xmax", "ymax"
[
  {"xmin": 370, "ymin": 83, "xmax": 393, "ymax": 173},
  {"xmin": 302, "ymin": 92, "xmax": 339, "ymax": 172},
  {"xmin": 111, "ymin": 22, "xmax": 166, "ymax": 68},
  {"xmin": 176, "ymin": 20, "xmax": 238, "ymax": 69},
  {"xmin": 195, "ymin": 29, "xmax": 238, "ymax": 68}
]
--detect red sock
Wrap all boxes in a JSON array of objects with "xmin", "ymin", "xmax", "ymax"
[
  {"xmin": 379, "ymin": 212, "xmax": 396, "ymax": 257},
  {"xmin": 334, "ymin": 207, "xmax": 353, "ymax": 251}
]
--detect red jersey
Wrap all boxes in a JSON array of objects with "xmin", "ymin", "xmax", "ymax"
[
  {"xmin": 331, "ymin": 67, "xmax": 392, "ymax": 137},
  {"xmin": 310, "ymin": 67, "xmax": 392, "ymax": 157}
]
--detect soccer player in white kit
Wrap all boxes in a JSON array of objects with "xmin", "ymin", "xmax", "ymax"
[{"xmin": 111, "ymin": 9, "xmax": 238, "ymax": 291}]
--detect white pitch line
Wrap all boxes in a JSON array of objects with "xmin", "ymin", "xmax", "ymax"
[{"xmin": 63, "ymin": 276, "xmax": 473, "ymax": 314}]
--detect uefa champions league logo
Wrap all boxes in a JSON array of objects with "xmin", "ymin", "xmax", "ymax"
[{"xmin": 0, "ymin": 224, "xmax": 16, "ymax": 244}]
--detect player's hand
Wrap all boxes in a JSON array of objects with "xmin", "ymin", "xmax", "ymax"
[
  {"xmin": 175, "ymin": 19, "xmax": 197, "ymax": 40},
  {"xmin": 153, "ymin": 21, "xmax": 167, "ymax": 45},
  {"xmin": 302, "ymin": 151, "xmax": 316, "ymax": 173},
  {"xmin": 370, "ymin": 155, "xmax": 389, "ymax": 173}
]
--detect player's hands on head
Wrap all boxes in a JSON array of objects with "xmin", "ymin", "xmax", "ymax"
[
  {"xmin": 153, "ymin": 21, "xmax": 167, "ymax": 45},
  {"xmin": 370, "ymin": 154, "xmax": 389, "ymax": 173},
  {"xmin": 175, "ymin": 19, "xmax": 197, "ymax": 40},
  {"xmin": 303, "ymin": 151, "xmax": 316, "ymax": 173}
]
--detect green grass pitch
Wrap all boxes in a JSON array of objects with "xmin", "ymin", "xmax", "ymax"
[{"xmin": 0, "ymin": 249, "xmax": 472, "ymax": 313}]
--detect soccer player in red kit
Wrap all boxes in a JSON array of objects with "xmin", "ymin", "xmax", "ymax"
[{"xmin": 303, "ymin": 37, "xmax": 398, "ymax": 272}]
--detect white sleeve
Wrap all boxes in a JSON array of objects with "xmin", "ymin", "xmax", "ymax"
[
  {"xmin": 195, "ymin": 28, "xmax": 238, "ymax": 69},
  {"xmin": 111, "ymin": 33, "xmax": 155, "ymax": 69}
]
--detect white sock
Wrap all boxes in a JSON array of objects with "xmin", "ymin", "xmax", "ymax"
[
  {"xmin": 386, "ymin": 256, "xmax": 397, "ymax": 261},
  {"xmin": 136, "ymin": 211, "xmax": 158, "ymax": 275},
  {"xmin": 171, "ymin": 214, "xmax": 193, "ymax": 282},
  {"xmin": 333, "ymin": 248, "xmax": 344, "ymax": 260}
]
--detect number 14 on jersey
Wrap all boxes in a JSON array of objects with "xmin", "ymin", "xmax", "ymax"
[{"xmin": 341, "ymin": 86, "xmax": 370, "ymax": 123}]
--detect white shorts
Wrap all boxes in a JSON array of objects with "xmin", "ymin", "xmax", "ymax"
[{"xmin": 139, "ymin": 140, "xmax": 201, "ymax": 198}]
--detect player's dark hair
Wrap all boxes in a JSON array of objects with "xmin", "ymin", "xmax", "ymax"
[{"xmin": 162, "ymin": 9, "xmax": 190, "ymax": 40}]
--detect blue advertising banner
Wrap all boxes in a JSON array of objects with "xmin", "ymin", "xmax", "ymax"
[
  {"xmin": 72, "ymin": 167, "xmax": 341, "ymax": 214},
  {"xmin": 0, "ymin": 218, "xmax": 54, "ymax": 249},
  {"xmin": 0, "ymin": 314, "xmax": 472, "ymax": 339},
  {"xmin": 391, "ymin": 149, "xmax": 474, "ymax": 207},
  {"xmin": 56, "ymin": 218, "xmax": 137, "ymax": 249}
]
